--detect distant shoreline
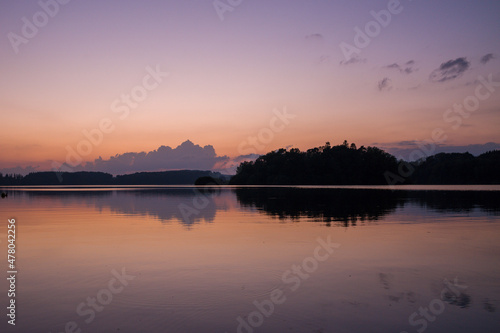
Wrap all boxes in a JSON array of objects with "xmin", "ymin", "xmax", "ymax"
[
  {"xmin": 2, "ymin": 184, "xmax": 500, "ymax": 192},
  {"xmin": 0, "ymin": 170, "xmax": 230, "ymax": 186},
  {"xmin": 2, "ymin": 144, "xmax": 499, "ymax": 186}
]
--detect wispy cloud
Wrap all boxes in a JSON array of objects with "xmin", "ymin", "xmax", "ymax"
[
  {"xmin": 339, "ymin": 55, "xmax": 366, "ymax": 66},
  {"xmin": 384, "ymin": 60, "xmax": 417, "ymax": 74},
  {"xmin": 305, "ymin": 33, "xmax": 324, "ymax": 43},
  {"xmin": 480, "ymin": 53, "xmax": 495, "ymax": 65},
  {"xmin": 429, "ymin": 57, "xmax": 470, "ymax": 82},
  {"xmin": 315, "ymin": 55, "xmax": 331, "ymax": 65},
  {"xmin": 378, "ymin": 77, "xmax": 392, "ymax": 91}
]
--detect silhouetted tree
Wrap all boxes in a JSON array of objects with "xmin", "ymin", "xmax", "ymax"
[
  {"xmin": 230, "ymin": 144, "xmax": 500, "ymax": 185},
  {"xmin": 0, "ymin": 170, "xmax": 227, "ymax": 185},
  {"xmin": 194, "ymin": 176, "xmax": 224, "ymax": 185},
  {"xmin": 230, "ymin": 142, "xmax": 399, "ymax": 185},
  {"xmin": 409, "ymin": 151, "xmax": 500, "ymax": 184}
]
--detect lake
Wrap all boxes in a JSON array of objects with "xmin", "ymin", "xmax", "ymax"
[{"xmin": 1, "ymin": 186, "xmax": 499, "ymax": 333}]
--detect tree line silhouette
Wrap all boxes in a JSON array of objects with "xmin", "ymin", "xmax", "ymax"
[
  {"xmin": 229, "ymin": 141, "xmax": 500, "ymax": 185},
  {"xmin": 0, "ymin": 170, "xmax": 226, "ymax": 185},
  {"xmin": 1, "ymin": 142, "xmax": 498, "ymax": 185},
  {"xmin": 410, "ymin": 150, "xmax": 500, "ymax": 184},
  {"xmin": 230, "ymin": 141, "xmax": 398, "ymax": 185}
]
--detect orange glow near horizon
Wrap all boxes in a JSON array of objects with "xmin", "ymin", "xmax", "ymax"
[{"xmin": 1, "ymin": 1, "xmax": 499, "ymax": 171}]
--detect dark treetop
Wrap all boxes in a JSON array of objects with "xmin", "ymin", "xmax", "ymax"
[{"xmin": 229, "ymin": 141, "xmax": 500, "ymax": 185}]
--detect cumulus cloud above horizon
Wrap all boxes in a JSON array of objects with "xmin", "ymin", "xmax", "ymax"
[
  {"xmin": 0, "ymin": 141, "xmax": 260, "ymax": 176},
  {"xmin": 82, "ymin": 140, "xmax": 227, "ymax": 174}
]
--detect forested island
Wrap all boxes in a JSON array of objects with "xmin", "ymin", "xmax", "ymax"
[
  {"xmin": 229, "ymin": 141, "xmax": 500, "ymax": 185},
  {"xmin": 1, "ymin": 142, "xmax": 499, "ymax": 185}
]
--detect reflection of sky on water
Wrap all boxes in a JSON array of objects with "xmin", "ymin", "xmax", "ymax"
[
  {"xmin": 0, "ymin": 187, "xmax": 498, "ymax": 332},
  {"xmin": 5, "ymin": 187, "xmax": 500, "ymax": 228}
]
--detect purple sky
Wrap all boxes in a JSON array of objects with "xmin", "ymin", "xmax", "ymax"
[{"xmin": 1, "ymin": 0, "xmax": 499, "ymax": 174}]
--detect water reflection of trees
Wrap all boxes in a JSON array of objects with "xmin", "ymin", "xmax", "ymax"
[
  {"xmin": 234, "ymin": 188, "xmax": 500, "ymax": 226},
  {"xmin": 94, "ymin": 189, "xmax": 219, "ymax": 227},
  {"xmin": 22, "ymin": 188, "xmax": 220, "ymax": 227},
  {"xmin": 406, "ymin": 190, "xmax": 500, "ymax": 214},
  {"xmin": 13, "ymin": 187, "xmax": 500, "ymax": 228},
  {"xmin": 234, "ymin": 188, "xmax": 405, "ymax": 227}
]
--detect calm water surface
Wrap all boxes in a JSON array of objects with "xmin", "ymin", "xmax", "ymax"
[{"xmin": 0, "ymin": 186, "xmax": 499, "ymax": 333}]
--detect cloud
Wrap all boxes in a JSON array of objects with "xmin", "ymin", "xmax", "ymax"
[
  {"xmin": 392, "ymin": 140, "xmax": 420, "ymax": 147},
  {"xmin": 315, "ymin": 55, "xmax": 331, "ymax": 65},
  {"xmin": 0, "ymin": 141, "xmax": 259, "ymax": 176},
  {"xmin": 305, "ymin": 33, "xmax": 324, "ymax": 43},
  {"xmin": 378, "ymin": 77, "xmax": 392, "ymax": 91},
  {"xmin": 79, "ymin": 140, "xmax": 228, "ymax": 175},
  {"xmin": 429, "ymin": 57, "xmax": 470, "ymax": 82},
  {"xmin": 339, "ymin": 55, "xmax": 366, "ymax": 66},
  {"xmin": 384, "ymin": 60, "xmax": 417, "ymax": 74},
  {"xmin": 376, "ymin": 141, "xmax": 500, "ymax": 161},
  {"xmin": 480, "ymin": 53, "xmax": 495, "ymax": 65},
  {"xmin": 386, "ymin": 63, "xmax": 400, "ymax": 70},
  {"xmin": 213, "ymin": 153, "xmax": 260, "ymax": 174},
  {"xmin": 0, "ymin": 165, "xmax": 40, "ymax": 176},
  {"xmin": 465, "ymin": 79, "xmax": 481, "ymax": 87},
  {"xmin": 305, "ymin": 34, "xmax": 330, "ymax": 66}
]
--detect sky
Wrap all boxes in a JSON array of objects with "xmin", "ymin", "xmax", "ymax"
[{"xmin": 1, "ymin": 0, "xmax": 499, "ymax": 175}]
